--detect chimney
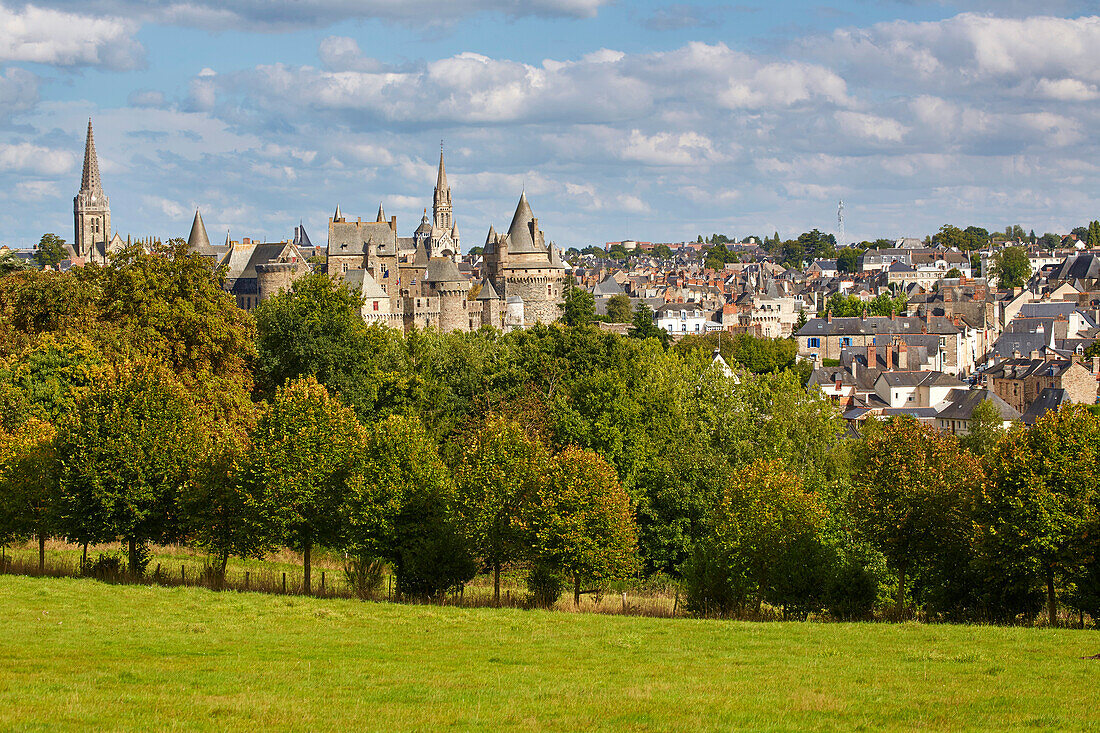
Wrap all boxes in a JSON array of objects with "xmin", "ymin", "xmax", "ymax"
[
  {"xmin": 826, "ymin": 310, "xmax": 832, "ymax": 322},
  {"xmin": 899, "ymin": 339, "xmax": 910, "ymax": 370},
  {"xmin": 868, "ymin": 343, "xmax": 877, "ymax": 369},
  {"xmin": 1092, "ymin": 355, "xmax": 1099, "ymax": 374},
  {"xmin": 885, "ymin": 343, "xmax": 893, "ymax": 370}
]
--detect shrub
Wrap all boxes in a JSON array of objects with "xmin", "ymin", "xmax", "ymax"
[
  {"xmin": 84, "ymin": 552, "xmax": 124, "ymax": 579},
  {"xmin": 527, "ymin": 563, "xmax": 566, "ymax": 608},
  {"xmin": 344, "ymin": 555, "xmax": 386, "ymax": 600}
]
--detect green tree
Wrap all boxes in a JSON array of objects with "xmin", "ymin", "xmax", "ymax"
[
  {"xmin": 652, "ymin": 244, "xmax": 673, "ymax": 259},
  {"xmin": 181, "ymin": 419, "xmax": 268, "ymax": 585},
  {"xmin": 1037, "ymin": 232, "xmax": 1061, "ymax": 250},
  {"xmin": 626, "ymin": 303, "xmax": 668, "ymax": 347},
  {"xmin": 452, "ymin": 415, "xmax": 550, "ymax": 603},
  {"xmin": 960, "ymin": 399, "xmax": 1006, "ymax": 457},
  {"xmin": 684, "ymin": 460, "xmax": 831, "ymax": 617},
  {"xmin": 524, "ymin": 446, "xmax": 639, "ymax": 606},
  {"xmin": 978, "ymin": 406, "xmax": 1100, "ymax": 626},
  {"xmin": 344, "ymin": 413, "xmax": 475, "ymax": 598},
  {"xmin": 253, "ymin": 272, "xmax": 376, "ymax": 407},
  {"xmin": 33, "ymin": 234, "xmax": 67, "ymax": 269},
  {"xmin": 0, "ymin": 417, "xmax": 58, "ymax": 571},
  {"xmin": 242, "ymin": 376, "xmax": 364, "ymax": 594},
  {"xmin": 559, "ymin": 281, "xmax": 595, "ymax": 328},
  {"xmin": 1088, "ymin": 220, "xmax": 1100, "ymax": 248},
  {"xmin": 54, "ymin": 371, "xmax": 202, "ymax": 574},
  {"xmin": 851, "ymin": 416, "xmax": 980, "ymax": 616},
  {"xmin": 991, "ymin": 246, "xmax": 1031, "ymax": 289},
  {"xmin": 605, "ymin": 294, "xmax": 632, "ymax": 323},
  {"xmin": 836, "ymin": 247, "xmax": 861, "ymax": 273},
  {"xmin": 945, "ymin": 267, "xmax": 962, "ymax": 279}
]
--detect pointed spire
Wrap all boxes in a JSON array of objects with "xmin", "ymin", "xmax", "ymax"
[
  {"xmin": 436, "ymin": 141, "xmax": 448, "ymax": 191},
  {"xmin": 225, "ymin": 230, "xmax": 231, "ymax": 247},
  {"xmin": 507, "ymin": 190, "xmax": 536, "ymax": 252},
  {"xmin": 376, "ymin": 202, "xmax": 386, "ymax": 222},
  {"xmin": 80, "ymin": 118, "xmax": 103, "ymax": 196},
  {"xmin": 333, "ymin": 204, "xmax": 342, "ymax": 222},
  {"xmin": 187, "ymin": 209, "xmax": 212, "ymax": 253}
]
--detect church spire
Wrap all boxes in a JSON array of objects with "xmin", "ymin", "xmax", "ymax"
[
  {"xmin": 432, "ymin": 142, "xmax": 452, "ymax": 231},
  {"xmin": 436, "ymin": 141, "xmax": 448, "ymax": 191},
  {"xmin": 80, "ymin": 119, "xmax": 103, "ymax": 195}
]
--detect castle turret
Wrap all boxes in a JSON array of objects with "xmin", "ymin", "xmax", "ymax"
[{"xmin": 186, "ymin": 209, "xmax": 214, "ymax": 256}]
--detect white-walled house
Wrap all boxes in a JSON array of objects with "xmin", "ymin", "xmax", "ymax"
[{"xmin": 655, "ymin": 303, "xmax": 707, "ymax": 335}]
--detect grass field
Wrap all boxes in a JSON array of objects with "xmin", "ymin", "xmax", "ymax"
[{"xmin": 1, "ymin": 576, "xmax": 1097, "ymax": 731}]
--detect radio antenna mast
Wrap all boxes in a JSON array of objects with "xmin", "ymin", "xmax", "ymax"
[{"xmin": 837, "ymin": 200, "xmax": 846, "ymax": 248}]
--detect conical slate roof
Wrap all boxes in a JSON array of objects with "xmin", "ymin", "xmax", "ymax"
[
  {"xmin": 186, "ymin": 210, "xmax": 213, "ymax": 253},
  {"xmin": 376, "ymin": 203, "xmax": 386, "ymax": 222},
  {"xmin": 424, "ymin": 256, "xmax": 464, "ymax": 283},
  {"xmin": 506, "ymin": 191, "xmax": 538, "ymax": 253},
  {"xmin": 333, "ymin": 204, "xmax": 342, "ymax": 221},
  {"xmin": 475, "ymin": 277, "xmax": 499, "ymax": 301}
]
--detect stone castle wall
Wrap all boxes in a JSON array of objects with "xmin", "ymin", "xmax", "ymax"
[{"xmin": 256, "ymin": 262, "xmax": 307, "ymax": 302}]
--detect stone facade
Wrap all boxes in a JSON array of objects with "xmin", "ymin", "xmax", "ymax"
[
  {"xmin": 482, "ymin": 192, "xmax": 566, "ymax": 327},
  {"xmin": 73, "ymin": 120, "xmax": 116, "ymax": 265},
  {"xmin": 325, "ymin": 149, "xmax": 559, "ymax": 333}
]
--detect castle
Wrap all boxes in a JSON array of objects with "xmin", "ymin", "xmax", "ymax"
[
  {"xmin": 325, "ymin": 147, "xmax": 566, "ymax": 332},
  {"xmin": 71, "ymin": 122, "xmax": 563, "ymax": 331}
]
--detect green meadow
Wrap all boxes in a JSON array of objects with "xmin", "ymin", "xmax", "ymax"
[{"xmin": 0, "ymin": 575, "xmax": 1096, "ymax": 732}]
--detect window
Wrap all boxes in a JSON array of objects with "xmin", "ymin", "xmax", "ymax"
[
  {"xmin": 840, "ymin": 337, "xmax": 851, "ymax": 347},
  {"xmin": 808, "ymin": 337, "xmax": 821, "ymax": 348},
  {"xmin": 373, "ymin": 301, "xmax": 379, "ymax": 311}
]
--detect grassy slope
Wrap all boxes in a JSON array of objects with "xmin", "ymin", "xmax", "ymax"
[{"xmin": 0, "ymin": 576, "xmax": 1096, "ymax": 732}]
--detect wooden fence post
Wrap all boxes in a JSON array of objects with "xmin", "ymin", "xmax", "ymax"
[
  {"xmin": 244, "ymin": 571, "xmax": 249, "ymax": 590},
  {"xmin": 321, "ymin": 571, "xmax": 325, "ymax": 593},
  {"xmin": 282, "ymin": 572, "xmax": 286, "ymax": 594},
  {"xmin": 181, "ymin": 565, "xmax": 185, "ymax": 583}
]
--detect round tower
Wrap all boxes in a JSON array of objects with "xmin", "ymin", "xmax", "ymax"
[{"xmin": 256, "ymin": 261, "xmax": 306, "ymax": 303}]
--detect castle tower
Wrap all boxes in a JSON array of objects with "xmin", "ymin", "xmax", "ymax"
[
  {"xmin": 433, "ymin": 145, "xmax": 452, "ymax": 232},
  {"xmin": 73, "ymin": 119, "xmax": 110, "ymax": 262},
  {"xmin": 186, "ymin": 209, "xmax": 215, "ymax": 256}
]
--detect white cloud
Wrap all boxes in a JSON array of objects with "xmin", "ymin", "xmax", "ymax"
[
  {"xmin": 0, "ymin": 142, "xmax": 74, "ymax": 175},
  {"xmin": 29, "ymin": 0, "xmax": 609, "ymax": 30},
  {"xmin": 835, "ymin": 111, "xmax": 908, "ymax": 143},
  {"xmin": 0, "ymin": 4, "xmax": 142, "ymax": 70},
  {"xmin": 0, "ymin": 67, "xmax": 38, "ymax": 113},
  {"xmin": 819, "ymin": 14, "xmax": 1100, "ymax": 100}
]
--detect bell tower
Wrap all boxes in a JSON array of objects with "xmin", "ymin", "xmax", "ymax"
[
  {"xmin": 432, "ymin": 142, "xmax": 452, "ymax": 231},
  {"xmin": 73, "ymin": 119, "xmax": 110, "ymax": 262}
]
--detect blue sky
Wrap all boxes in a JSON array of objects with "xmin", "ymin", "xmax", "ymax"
[{"xmin": 1, "ymin": 0, "xmax": 1098, "ymax": 249}]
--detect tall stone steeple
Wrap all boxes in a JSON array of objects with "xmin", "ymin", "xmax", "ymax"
[
  {"xmin": 433, "ymin": 142, "xmax": 452, "ymax": 231},
  {"xmin": 73, "ymin": 119, "xmax": 111, "ymax": 262}
]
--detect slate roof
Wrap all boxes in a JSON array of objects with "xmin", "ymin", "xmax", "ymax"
[
  {"xmin": 1049, "ymin": 253, "xmax": 1100, "ymax": 281},
  {"xmin": 797, "ymin": 316, "xmax": 961, "ymax": 337},
  {"xmin": 1020, "ymin": 387, "xmax": 1071, "ymax": 425},
  {"xmin": 424, "ymin": 257, "xmax": 465, "ymax": 283},
  {"xmin": 476, "ymin": 278, "xmax": 499, "ymax": 301},
  {"xmin": 936, "ymin": 388, "xmax": 1020, "ymax": 421},
  {"xmin": 506, "ymin": 192, "xmax": 540, "ymax": 254},
  {"xmin": 877, "ymin": 371, "xmax": 965, "ymax": 389},
  {"xmin": 186, "ymin": 210, "xmax": 213, "ymax": 254}
]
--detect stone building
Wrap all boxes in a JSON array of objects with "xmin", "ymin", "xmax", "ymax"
[
  {"xmin": 186, "ymin": 210, "xmax": 309, "ymax": 309},
  {"xmin": 324, "ymin": 148, "xmax": 566, "ymax": 333},
  {"xmin": 72, "ymin": 120, "xmax": 122, "ymax": 264},
  {"xmin": 482, "ymin": 191, "xmax": 566, "ymax": 326}
]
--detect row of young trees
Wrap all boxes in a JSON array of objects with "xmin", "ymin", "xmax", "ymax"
[
  {"xmin": 0, "ymin": 371, "xmax": 636, "ymax": 604},
  {"xmin": 0, "ymin": 243, "xmax": 1097, "ymax": 622}
]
